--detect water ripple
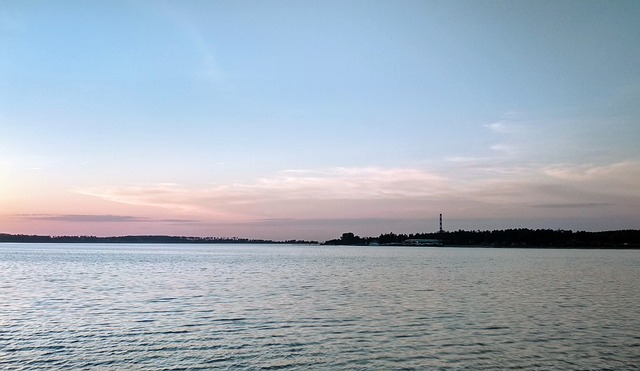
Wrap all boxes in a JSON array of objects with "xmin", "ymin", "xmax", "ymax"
[{"xmin": 1, "ymin": 244, "xmax": 639, "ymax": 369}]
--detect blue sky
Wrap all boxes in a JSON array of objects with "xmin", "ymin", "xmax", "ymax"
[{"xmin": 1, "ymin": 0, "xmax": 639, "ymax": 240}]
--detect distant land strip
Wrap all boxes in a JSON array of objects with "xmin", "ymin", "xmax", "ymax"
[
  {"xmin": 1, "ymin": 229, "xmax": 640, "ymax": 248},
  {"xmin": 0, "ymin": 234, "xmax": 318, "ymax": 245}
]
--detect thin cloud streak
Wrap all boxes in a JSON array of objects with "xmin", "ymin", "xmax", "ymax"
[
  {"xmin": 23, "ymin": 214, "xmax": 146, "ymax": 223},
  {"xmin": 532, "ymin": 203, "xmax": 614, "ymax": 209},
  {"xmin": 75, "ymin": 168, "xmax": 451, "ymax": 222},
  {"xmin": 77, "ymin": 167, "xmax": 451, "ymax": 205},
  {"xmin": 18, "ymin": 214, "xmax": 199, "ymax": 224},
  {"xmin": 154, "ymin": 2, "xmax": 224, "ymax": 83}
]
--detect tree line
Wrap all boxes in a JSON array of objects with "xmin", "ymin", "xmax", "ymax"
[
  {"xmin": 324, "ymin": 229, "xmax": 640, "ymax": 248},
  {"xmin": 2, "ymin": 229, "xmax": 638, "ymax": 247}
]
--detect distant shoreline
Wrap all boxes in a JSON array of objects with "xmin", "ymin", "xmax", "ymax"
[
  {"xmin": 2, "ymin": 229, "xmax": 640, "ymax": 248},
  {"xmin": 0, "ymin": 234, "xmax": 318, "ymax": 245}
]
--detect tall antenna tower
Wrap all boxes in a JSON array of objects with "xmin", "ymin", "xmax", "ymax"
[{"xmin": 439, "ymin": 214, "xmax": 443, "ymax": 234}]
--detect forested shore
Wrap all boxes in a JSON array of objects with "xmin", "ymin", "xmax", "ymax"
[
  {"xmin": 2, "ymin": 229, "xmax": 639, "ymax": 248},
  {"xmin": 324, "ymin": 229, "xmax": 640, "ymax": 248}
]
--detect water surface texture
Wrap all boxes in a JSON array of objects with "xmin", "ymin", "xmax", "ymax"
[{"xmin": 1, "ymin": 244, "xmax": 639, "ymax": 369}]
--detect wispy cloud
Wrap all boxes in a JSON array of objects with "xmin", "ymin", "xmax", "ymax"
[
  {"xmin": 75, "ymin": 161, "xmax": 640, "ymax": 224},
  {"xmin": 542, "ymin": 161, "xmax": 640, "ymax": 196},
  {"xmin": 258, "ymin": 167, "xmax": 450, "ymax": 200},
  {"xmin": 531, "ymin": 203, "xmax": 614, "ymax": 209},
  {"xmin": 75, "ymin": 167, "xmax": 451, "ymax": 220},
  {"xmin": 154, "ymin": 2, "xmax": 223, "ymax": 83},
  {"xmin": 159, "ymin": 218, "xmax": 199, "ymax": 223},
  {"xmin": 481, "ymin": 113, "xmax": 533, "ymax": 158},
  {"xmin": 484, "ymin": 121, "xmax": 512, "ymax": 134},
  {"xmin": 483, "ymin": 111, "xmax": 528, "ymax": 134},
  {"xmin": 543, "ymin": 161, "xmax": 639, "ymax": 182},
  {"xmin": 183, "ymin": 23, "xmax": 223, "ymax": 82},
  {"xmin": 19, "ymin": 214, "xmax": 198, "ymax": 223},
  {"xmin": 489, "ymin": 143, "xmax": 515, "ymax": 154}
]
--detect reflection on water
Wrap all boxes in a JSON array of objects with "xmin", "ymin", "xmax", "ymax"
[{"xmin": 1, "ymin": 244, "xmax": 639, "ymax": 369}]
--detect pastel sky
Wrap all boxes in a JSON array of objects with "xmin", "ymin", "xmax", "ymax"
[{"xmin": 1, "ymin": 0, "xmax": 639, "ymax": 241}]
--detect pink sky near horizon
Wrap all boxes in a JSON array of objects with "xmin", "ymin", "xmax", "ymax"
[{"xmin": 3, "ymin": 163, "xmax": 639, "ymax": 241}]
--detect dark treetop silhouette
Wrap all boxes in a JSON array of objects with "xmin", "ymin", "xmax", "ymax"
[{"xmin": 2, "ymin": 229, "xmax": 639, "ymax": 248}]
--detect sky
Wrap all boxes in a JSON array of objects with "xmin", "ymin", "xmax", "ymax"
[{"xmin": 1, "ymin": 0, "xmax": 639, "ymax": 241}]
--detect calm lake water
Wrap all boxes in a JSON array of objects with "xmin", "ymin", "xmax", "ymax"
[{"xmin": 1, "ymin": 244, "xmax": 639, "ymax": 369}]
